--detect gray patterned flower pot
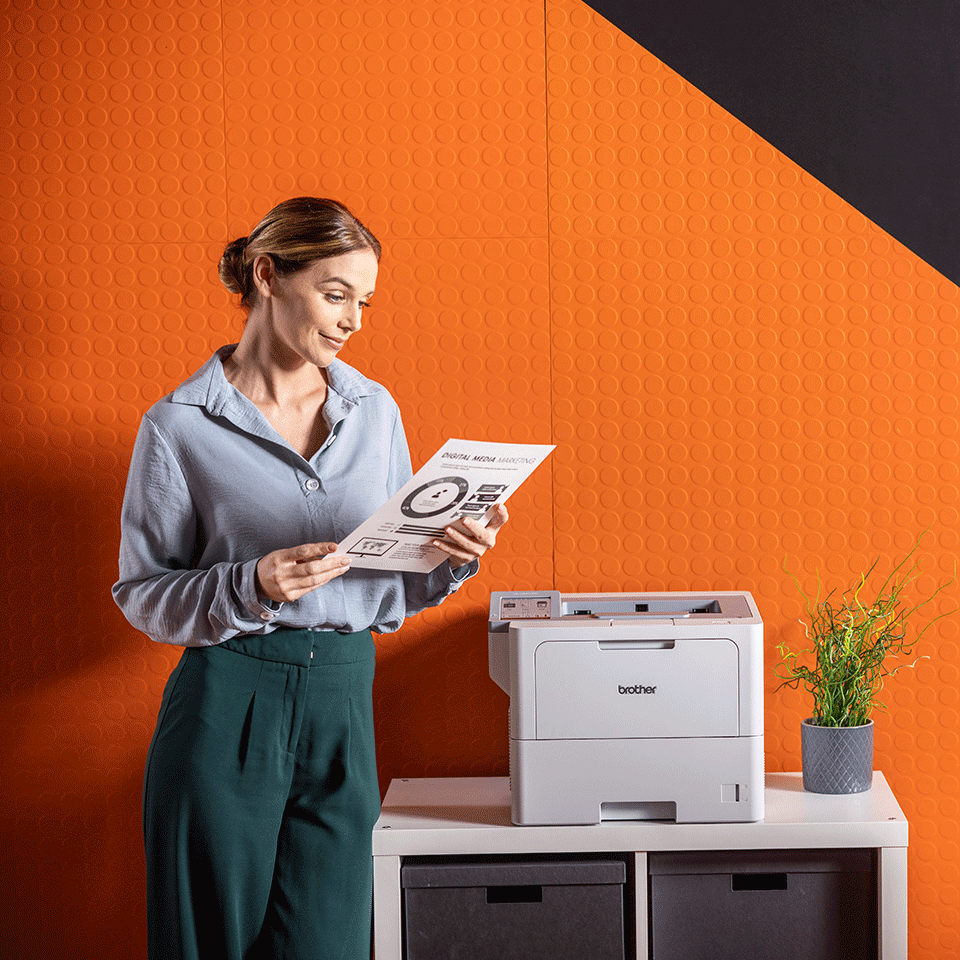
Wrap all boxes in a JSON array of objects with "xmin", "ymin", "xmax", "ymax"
[{"xmin": 801, "ymin": 719, "xmax": 874, "ymax": 794}]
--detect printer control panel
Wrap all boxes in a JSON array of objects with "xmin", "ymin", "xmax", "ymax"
[
  {"xmin": 497, "ymin": 595, "xmax": 554, "ymax": 620},
  {"xmin": 491, "ymin": 590, "xmax": 758, "ymax": 627}
]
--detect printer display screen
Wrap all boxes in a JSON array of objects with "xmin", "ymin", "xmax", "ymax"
[{"xmin": 498, "ymin": 596, "xmax": 552, "ymax": 619}]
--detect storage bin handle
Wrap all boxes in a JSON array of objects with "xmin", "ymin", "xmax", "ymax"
[
  {"xmin": 731, "ymin": 873, "xmax": 788, "ymax": 891},
  {"xmin": 486, "ymin": 885, "xmax": 543, "ymax": 904}
]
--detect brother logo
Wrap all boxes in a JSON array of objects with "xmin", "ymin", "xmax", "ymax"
[{"xmin": 618, "ymin": 684, "xmax": 657, "ymax": 695}]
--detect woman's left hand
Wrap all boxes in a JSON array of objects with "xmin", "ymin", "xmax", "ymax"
[{"xmin": 432, "ymin": 504, "xmax": 509, "ymax": 570}]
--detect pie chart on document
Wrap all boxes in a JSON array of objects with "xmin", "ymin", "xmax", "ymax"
[{"xmin": 400, "ymin": 477, "xmax": 471, "ymax": 518}]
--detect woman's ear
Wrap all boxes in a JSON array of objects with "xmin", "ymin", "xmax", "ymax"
[{"xmin": 252, "ymin": 254, "xmax": 277, "ymax": 299}]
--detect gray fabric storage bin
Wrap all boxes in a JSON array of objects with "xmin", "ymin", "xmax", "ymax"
[
  {"xmin": 401, "ymin": 858, "xmax": 626, "ymax": 960},
  {"xmin": 649, "ymin": 848, "xmax": 876, "ymax": 960}
]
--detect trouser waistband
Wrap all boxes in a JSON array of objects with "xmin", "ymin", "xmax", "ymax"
[{"xmin": 212, "ymin": 628, "xmax": 375, "ymax": 667}]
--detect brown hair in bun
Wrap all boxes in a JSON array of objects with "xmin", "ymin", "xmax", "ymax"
[{"xmin": 218, "ymin": 197, "xmax": 381, "ymax": 309}]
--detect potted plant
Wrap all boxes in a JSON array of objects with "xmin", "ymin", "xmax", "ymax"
[{"xmin": 776, "ymin": 538, "xmax": 954, "ymax": 794}]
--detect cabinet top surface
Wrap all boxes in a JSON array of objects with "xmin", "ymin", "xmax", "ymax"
[{"xmin": 373, "ymin": 773, "xmax": 907, "ymax": 856}]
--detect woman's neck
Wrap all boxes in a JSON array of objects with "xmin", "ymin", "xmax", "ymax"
[{"xmin": 223, "ymin": 325, "xmax": 328, "ymax": 409}]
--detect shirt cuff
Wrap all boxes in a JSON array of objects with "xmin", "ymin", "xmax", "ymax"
[
  {"xmin": 449, "ymin": 557, "xmax": 480, "ymax": 581},
  {"xmin": 240, "ymin": 557, "xmax": 284, "ymax": 623}
]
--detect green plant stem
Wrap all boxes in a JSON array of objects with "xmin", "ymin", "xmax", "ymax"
[{"xmin": 776, "ymin": 537, "xmax": 954, "ymax": 727}]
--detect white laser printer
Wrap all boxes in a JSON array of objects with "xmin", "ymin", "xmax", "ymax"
[{"xmin": 488, "ymin": 590, "xmax": 764, "ymax": 825}]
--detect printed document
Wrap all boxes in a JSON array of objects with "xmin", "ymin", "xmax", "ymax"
[{"xmin": 339, "ymin": 438, "xmax": 554, "ymax": 572}]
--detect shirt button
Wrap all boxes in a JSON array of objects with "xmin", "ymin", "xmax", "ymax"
[
  {"xmin": 260, "ymin": 611, "xmax": 273, "ymax": 621},
  {"xmin": 305, "ymin": 478, "xmax": 320, "ymax": 491}
]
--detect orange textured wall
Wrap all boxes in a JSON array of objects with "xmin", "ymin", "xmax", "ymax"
[{"xmin": 2, "ymin": 0, "xmax": 958, "ymax": 956}]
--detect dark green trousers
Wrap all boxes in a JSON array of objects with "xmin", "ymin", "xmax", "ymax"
[{"xmin": 143, "ymin": 629, "xmax": 380, "ymax": 960}]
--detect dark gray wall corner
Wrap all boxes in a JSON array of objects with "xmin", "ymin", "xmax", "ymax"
[{"xmin": 583, "ymin": 0, "xmax": 960, "ymax": 285}]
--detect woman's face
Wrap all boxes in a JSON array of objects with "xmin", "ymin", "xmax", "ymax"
[{"xmin": 256, "ymin": 248, "xmax": 379, "ymax": 369}]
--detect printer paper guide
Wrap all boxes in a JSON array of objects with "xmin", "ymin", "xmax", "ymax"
[{"xmin": 338, "ymin": 438, "xmax": 554, "ymax": 573}]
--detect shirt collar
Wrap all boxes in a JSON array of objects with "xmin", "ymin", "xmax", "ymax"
[{"xmin": 170, "ymin": 346, "xmax": 381, "ymax": 419}]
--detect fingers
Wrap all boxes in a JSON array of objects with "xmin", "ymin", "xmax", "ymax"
[
  {"xmin": 255, "ymin": 505, "xmax": 513, "ymax": 602},
  {"xmin": 292, "ymin": 542, "xmax": 339, "ymax": 564},
  {"xmin": 256, "ymin": 542, "xmax": 351, "ymax": 603},
  {"xmin": 432, "ymin": 505, "xmax": 509, "ymax": 569},
  {"xmin": 486, "ymin": 503, "xmax": 509, "ymax": 530}
]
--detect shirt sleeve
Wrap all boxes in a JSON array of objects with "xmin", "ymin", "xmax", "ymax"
[{"xmin": 112, "ymin": 415, "xmax": 282, "ymax": 646}]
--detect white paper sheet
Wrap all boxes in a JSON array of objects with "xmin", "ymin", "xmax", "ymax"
[{"xmin": 339, "ymin": 438, "xmax": 554, "ymax": 572}]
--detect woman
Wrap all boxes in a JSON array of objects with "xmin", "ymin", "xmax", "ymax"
[{"xmin": 113, "ymin": 197, "xmax": 506, "ymax": 960}]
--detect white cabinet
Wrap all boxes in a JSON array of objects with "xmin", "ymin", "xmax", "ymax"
[{"xmin": 372, "ymin": 773, "xmax": 907, "ymax": 960}]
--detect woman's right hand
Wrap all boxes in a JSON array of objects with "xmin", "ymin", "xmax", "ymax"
[{"xmin": 255, "ymin": 542, "xmax": 352, "ymax": 603}]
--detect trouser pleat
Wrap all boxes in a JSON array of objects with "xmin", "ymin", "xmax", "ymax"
[{"xmin": 143, "ymin": 629, "xmax": 379, "ymax": 960}]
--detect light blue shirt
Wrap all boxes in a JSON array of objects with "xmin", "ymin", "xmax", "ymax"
[{"xmin": 113, "ymin": 346, "xmax": 475, "ymax": 646}]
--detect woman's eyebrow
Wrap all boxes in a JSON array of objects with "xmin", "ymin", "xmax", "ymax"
[{"xmin": 319, "ymin": 276, "xmax": 376, "ymax": 297}]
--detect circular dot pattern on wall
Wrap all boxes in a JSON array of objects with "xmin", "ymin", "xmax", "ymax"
[
  {"xmin": 2, "ymin": 0, "xmax": 960, "ymax": 956},
  {"xmin": 546, "ymin": 4, "xmax": 960, "ymax": 954}
]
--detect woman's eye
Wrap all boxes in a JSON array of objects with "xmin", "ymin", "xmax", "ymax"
[
  {"xmin": 325, "ymin": 292, "xmax": 345, "ymax": 303},
  {"xmin": 359, "ymin": 300, "xmax": 371, "ymax": 310}
]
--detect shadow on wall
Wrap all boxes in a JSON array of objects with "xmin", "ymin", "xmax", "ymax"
[
  {"xmin": 0, "ymin": 762, "xmax": 147, "ymax": 960},
  {"xmin": 0, "ymin": 449, "xmax": 158, "ymax": 960},
  {"xmin": 373, "ymin": 611, "xmax": 509, "ymax": 797},
  {"xmin": 0, "ymin": 455, "xmax": 129, "ymax": 687},
  {"xmin": 0, "ymin": 676, "xmax": 148, "ymax": 959}
]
